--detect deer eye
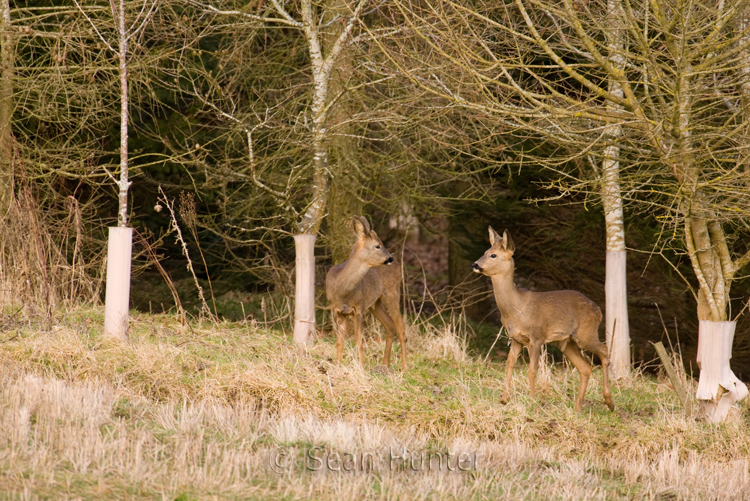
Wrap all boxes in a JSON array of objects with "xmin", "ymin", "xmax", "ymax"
[
  {"xmin": 490, "ymin": 254, "xmax": 497, "ymax": 258},
  {"xmin": 375, "ymin": 245, "xmax": 381, "ymax": 249}
]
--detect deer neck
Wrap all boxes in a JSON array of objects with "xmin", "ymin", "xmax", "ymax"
[
  {"xmin": 489, "ymin": 269, "xmax": 524, "ymax": 316},
  {"xmin": 334, "ymin": 257, "xmax": 373, "ymax": 298}
]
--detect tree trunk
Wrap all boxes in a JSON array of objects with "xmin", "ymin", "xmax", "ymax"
[
  {"xmin": 105, "ymin": 0, "xmax": 132, "ymax": 341},
  {"xmin": 602, "ymin": 0, "xmax": 630, "ymax": 379},
  {"xmin": 685, "ymin": 210, "xmax": 729, "ymax": 322},
  {"xmin": 291, "ymin": 0, "xmax": 329, "ymax": 344},
  {"xmin": 292, "ymin": 0, "xmax": 363, "ymax": 343},
  {"xmin": 602, "ymin": 155, "xmax": 629, "ymax": 378},
  {"xmin": 678, "ymin": 101, "xmax": 730, "ymax": 322},
  {"xmin": 117, "ymin": 0, "xmax": 130, "ymax": 227},
  {"xmin": 0, "ymin": 0, "xmax": 14, "ymax": 217},
  {"xmin": 292, "ymin": 86, "xmax": 328, "ymax": 343},
  {"xmin": 677, "ymin": 43, "xmax": 748, "ymax": 418},
  {"xmin": 604, "ymin": 250, "xmax": 629, "ymax": 377}
]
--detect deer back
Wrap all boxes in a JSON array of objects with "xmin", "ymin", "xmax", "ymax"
[{"xmin": 500, "ymin": 289, "xmax": 601, "ymax": 345}]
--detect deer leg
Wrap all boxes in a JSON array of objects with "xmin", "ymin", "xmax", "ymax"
[
  {"xmin": 528, "ymin": 339, "xmax": 544, "ymax": 400},
  {"xmin": 334, "ymin": 312, "xmax": 346, "ymax": 364},
  {"xmin": 371, "ymin": 300, "xmax": 395, "ymax": 368},
  {"xmin": 392, "ymin": 306, "xmax": 407, "ymax": 371},
  {"xmin": 560, "ymin": 342, "xmax": 593, "ymax": 412},
  {"xmin": 501, "ymin": 339, "xmax": 523, "ymax": 404},
  {"xmin": 354, "ymin": 312, "xmax": 365, "ymax": 367},
  {"xmin": 584, "ymin": 340, "xmax": 614, "ymax": 411},
  {"xmin": 380, "ymin": 294, "xmax": 407, "ymax": 371}
]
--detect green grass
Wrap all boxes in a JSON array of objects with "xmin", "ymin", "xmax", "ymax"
[{"xmin": 0, "ymin": 307, "xmax": 749, "ymax": 500}]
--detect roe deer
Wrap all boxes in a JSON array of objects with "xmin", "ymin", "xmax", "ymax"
[
  {"xmin": 326, "ymin": 216, "xmax": 407, "ymax": 370},
  {"xmin": 472, "ymin": 227, "xmax": 614, "ymax": 412}
]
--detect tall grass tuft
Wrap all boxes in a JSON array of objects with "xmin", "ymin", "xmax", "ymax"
[{"xmin": 0, "ymin": 177, "xmax": 101, "ymax": 320}]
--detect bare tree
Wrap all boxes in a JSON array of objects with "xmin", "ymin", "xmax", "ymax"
[
  {"xmin": 74, "ymin": 0, "xmax": 158, "ymax": 341},
  {"xmin": 599, "ymin": 0, "xmax": 630, "ymax": 379}
]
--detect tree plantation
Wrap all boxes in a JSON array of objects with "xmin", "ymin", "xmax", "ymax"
[{"xmin": 2, "ymin": 0, "xmax": 750, "ymax": 498}]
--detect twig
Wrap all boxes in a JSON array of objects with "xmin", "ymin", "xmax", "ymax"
[
  {"xmin": 157, "ymin": 186, "xmax": 216, "ymax": 323},
  {"xmin": 179, "ymin": 191, "xmax": 218, "ymax": 317},
  {"xmin": 133, "ymin": 228, "xmax": 187, "ymax": 325},
  {"xmin": 484, "ymin": 326, "xmax": 505, "ymax": 364},
  {"xmin": 733, "ymin": 297, "xmax": 750, "ymax": 322}
]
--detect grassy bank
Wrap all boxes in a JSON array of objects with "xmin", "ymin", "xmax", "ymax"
[{"xmin": 0, "ymin": 308, "xmax": 749, "ymax": 500}]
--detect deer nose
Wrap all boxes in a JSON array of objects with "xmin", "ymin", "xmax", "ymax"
[
  {"xmin": 472, "ymin": 262, "xmax": 482, "ymax": 272},
  {"xmin": 384, "ymin": 256, "xmax": 394, "ymax": 265}
]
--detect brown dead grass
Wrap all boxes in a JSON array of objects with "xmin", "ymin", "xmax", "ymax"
[{"xmin": 1, "ymin": 308, "xmax": 749, "ymax": 500}]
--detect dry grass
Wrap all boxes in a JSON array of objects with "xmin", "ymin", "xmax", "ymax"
[
  {"xmin": 1, "ymin": 308, "xmax": 749, "ymax": 500},
  {"xmin": 0, "ymin": 184, "xmax": 102, "ymax": 317}
]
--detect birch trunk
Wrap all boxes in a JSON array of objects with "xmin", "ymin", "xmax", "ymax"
[
  {"xmin": 602, "ymin": 0, "xmax": 630, "ymax": 379},
  {"xmin": 291, "ymin": 0, "xmax": 331, "ymax": 344},
  {"xmin": 104, "ymin": 0, "xmax": 132, "ymax": 341},
  {"xmin": 678, "ymin": 67, "xmax": 729, "ymax": 323},
  {"xmin": 291, "ymin": 66, "xmax": 329, "ymax": 343},
  {"xmin": 0, "ymin": 0, "xmax": 13, "ymax": 217},
  {"xmin": 117, "ymin": 0, "xmax": 130, "ymax": 227},
  {"xmin": 292, "ymin": 0, "xmax": 364, "ymax": 344},
  {"xmin": 678, "ymin": 52, "xmax": 748, "ymax": 419},
  {"xmin": 292, "ymin": 234, "xmax": 317, "ymax": 344}
]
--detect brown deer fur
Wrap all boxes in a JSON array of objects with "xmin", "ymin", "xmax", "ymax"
[
  {"xmin": 326, "ymin": 216, "xmax": 407, "ymax": 370},
  {"xmin": 473, "ymin": 227, "xmax": 614, "ymax": 412}
]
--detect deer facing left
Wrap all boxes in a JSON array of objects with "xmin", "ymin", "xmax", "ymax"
[
  {"xmin": 326, "ymin": 216, "xmax": 407, "ymax": 370},
  {"xmin": 473, "ymin": 227, "xmax": 614, "ymax": 412}
]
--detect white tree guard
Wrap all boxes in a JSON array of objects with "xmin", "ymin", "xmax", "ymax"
[
  {"xmin": 696, "ymin": 320, "xmax": 749, "ymax": 422},
  {"xmin": 292, "ymin": 234, "xmax": 317, "ymax": 345},
  {"xmin": 605, "ymin": 250, "xmax": 631, "ymax": 379},
  {"xmin": 104, "ymin": 226, "xmax": 132, "ymax": 341}
]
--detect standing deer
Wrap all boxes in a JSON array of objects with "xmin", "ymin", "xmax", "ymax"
[
  {"xmin": 473, "ymin": 227, "xmax": 614, "ymax": 412},
  {"xmin": 326, "ymin": 216, "xmax": 407, "ymax": 370}
]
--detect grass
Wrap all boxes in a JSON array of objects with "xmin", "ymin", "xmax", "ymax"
[{"xmin": 1, "ymin": 307, "xmax": 749, "ymax": 500}]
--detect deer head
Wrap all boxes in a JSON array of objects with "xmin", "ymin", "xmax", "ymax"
[
  {"xmin": 351, "ymin": 216, "xmax": 394, "ymax": 266},
  {"xmin": 472, "ymin": 226, "xmax": 515, "ymax": 277}
]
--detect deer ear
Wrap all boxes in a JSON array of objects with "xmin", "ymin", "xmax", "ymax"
[
  {"xmin": 503, "ymin": 230, "xmax": 515, "ymax": 254},
  {"xmin": 358, "ymin": 216, "xmax": 371, "ymax": 233},
  {"xmin": 488, "ymin": 226, "xmax": 501, "ymax": 245},
  {"xmin": 352, "ymin": 216, "xmax": 367, "ymax": 240}
]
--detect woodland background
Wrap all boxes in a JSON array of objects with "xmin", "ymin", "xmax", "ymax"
[{"xmin": 3, "ymin": 0, "xmax": 750, "ymax": 378}]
